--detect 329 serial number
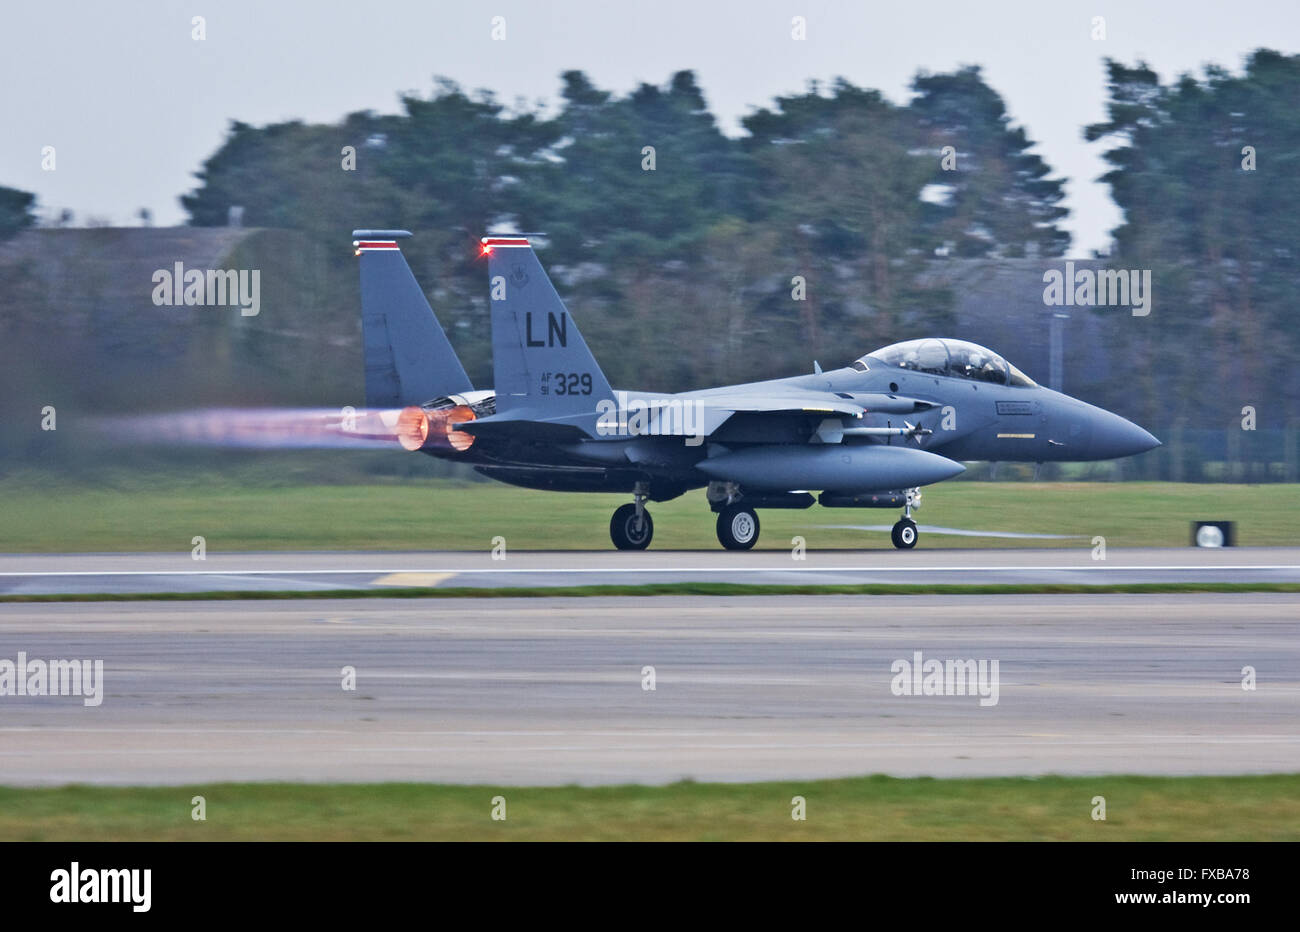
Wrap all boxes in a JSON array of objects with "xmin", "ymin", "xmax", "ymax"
[{"xmin": 546, "ymin": 372, "xmax": 593, "ymax": 395}]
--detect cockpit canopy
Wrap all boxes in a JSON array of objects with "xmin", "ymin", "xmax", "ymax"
[{"xmin": 851, "ymin": 338, "xmax": 1037, "ymax": 387}]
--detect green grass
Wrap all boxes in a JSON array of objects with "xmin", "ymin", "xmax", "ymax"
[
  {"xmin": 0, "ymin": 478, "xmax": 1296, "ymax": 552},
  {"xmin": 4, "ymin": 582, "xmax": 1300, "ymax": 603},
  {"xmin": 2, "ymin": 774, "xmax": 1296, "ymax": 841}
]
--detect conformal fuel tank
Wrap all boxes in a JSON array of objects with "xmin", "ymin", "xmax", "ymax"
[{"xmin": 696, "ymin": 443, "xmax": 965, "ymax": 491}]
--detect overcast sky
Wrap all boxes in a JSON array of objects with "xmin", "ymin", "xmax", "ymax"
[{"xmin": 3, "ymin": 0, "xmax": 1297, "ymax": 255}]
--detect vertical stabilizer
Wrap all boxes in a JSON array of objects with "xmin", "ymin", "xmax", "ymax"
[
  {"xmin": 354, "ymin": 229, "xmax": 472, "ymax": 406},
  {"xmin": 482, "ymin": 235, "xmax": 612, "ymax": 415}
]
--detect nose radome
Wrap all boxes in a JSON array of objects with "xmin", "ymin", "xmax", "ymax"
[
  {"xmin": 930, "ymin": 455, "xmax": 967, "ymax": 483},
  {"xmin": 1094, "ymin": 410, "xmax": 1160, "ymax": 460}
]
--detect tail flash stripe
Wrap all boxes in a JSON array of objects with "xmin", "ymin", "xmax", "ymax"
[
  {"xmin": 355, "ymin": 241, "xmax": 400, "ymax": 251},
  {"xmin": 481, "ymin": 236, "xmax": 531, "ymax": 248}
]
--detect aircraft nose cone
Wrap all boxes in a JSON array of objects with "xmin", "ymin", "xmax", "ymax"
[
  {"xmin": 929, "ymin": 455, "xmax": 968, "ymax": 483},
  {"xmin": 1092, "ymin": 411, "xmax": 1160, "ymax": 459}
]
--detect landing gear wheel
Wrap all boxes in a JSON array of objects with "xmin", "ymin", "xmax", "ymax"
[
  {"xmin": 717, "ymin": 504, "xmax": 760, "ymax": 551},
  {"xmin": 610, "ymin": 503, "xmax": 653, "ymax": 550},
  {"xmin": 891, "ymin": 518, "xmax": 918, "ymax": 550}
]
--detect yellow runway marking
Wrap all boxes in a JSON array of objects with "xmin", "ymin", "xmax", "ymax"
[{"xmin": 370, "ymin": 572, "xmax": 456, "ymax": 587}]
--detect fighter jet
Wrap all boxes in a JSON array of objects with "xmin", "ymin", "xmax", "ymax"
[{"xmin": 353, "ymin": 230, "xmax": 1159, "ymax": 550}]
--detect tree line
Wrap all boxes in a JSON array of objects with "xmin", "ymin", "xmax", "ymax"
[{"xmin": 177, "ymin": 66, "xmax": 1068, "ymax": 394}]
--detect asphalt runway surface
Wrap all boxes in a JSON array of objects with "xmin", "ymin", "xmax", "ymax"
[
  {"xmin": 2, "ymin": 547, "xmax": 1300, "ymax": 595},
  {"xmin": 1, "ymin": 593, "xmax": 1296, "ymax": 785}
]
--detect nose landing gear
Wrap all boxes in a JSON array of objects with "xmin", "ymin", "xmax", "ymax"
[
  {"xmin": 890, "ymin": 488, "xmax": 921, "ymax": 549},
  {"xmin": 890, "ymin": 518, "xmax": 917, "ymax": 549}
]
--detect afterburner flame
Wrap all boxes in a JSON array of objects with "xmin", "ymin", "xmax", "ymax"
[
  {"xmin": 97, "ymin": 405, "xmax": 478, "ymax": 453},
  {"xmin": 432, "ymin": 404, "xmax": 477, "ymax": 451},
  {"xmin": 396, "ymin": 406, "xmax": 431, "ymax": 451},
  {"xmin": 99, "ymin": 408, "xmax": 411, "ymax": 450},
  {"xmin": 396, "ymin": 405, "xmax": 476, "ymax": 452}
]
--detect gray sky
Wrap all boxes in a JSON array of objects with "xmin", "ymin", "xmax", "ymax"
[{"xmin": 3, "ymin": 0, "xmax": 1297, "ymax": 255}]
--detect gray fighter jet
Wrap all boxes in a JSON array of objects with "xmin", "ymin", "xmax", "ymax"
[{"xmin": 353, "ymin": 230, "xmax": 1159, "ymax": 550}]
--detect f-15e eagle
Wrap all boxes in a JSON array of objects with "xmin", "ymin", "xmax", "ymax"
[{"xmin": 353, "ymin": 230, "xmax": 1158, "ymax": 550}]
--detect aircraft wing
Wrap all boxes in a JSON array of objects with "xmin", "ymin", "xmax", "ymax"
[
  {"xmin": 457, "ymin": 389, "xmax": 938, "ymax": 441},
  {"xmin": 693, "ymin": 392, "xmax": 865, "ymax": 416},
  {"xmin": 684, "ymin": 390, "xmax": 938, "ymax": 434}
]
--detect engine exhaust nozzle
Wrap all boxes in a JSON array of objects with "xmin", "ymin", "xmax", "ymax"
[{"xmin": 395, "ymin": 405, "xmax": 476, "ymax": 452}]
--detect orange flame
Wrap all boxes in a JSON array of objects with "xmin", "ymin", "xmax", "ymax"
[
  {"xmin": 396, "ymin": 406, "xmax": 430, "ymax": 451},
  {"xmin": 395, "ymin": 405, "xmax": 476, "ymax": 452}
]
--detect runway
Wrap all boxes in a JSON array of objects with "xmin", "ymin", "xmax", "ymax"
[
  {"xmin": 0, "ymin": 593, "xmax": 1296, "ymax": 785},
  {"xmin": 3, "ymin": 546, "xmax": 1300, "ymax": 595}
]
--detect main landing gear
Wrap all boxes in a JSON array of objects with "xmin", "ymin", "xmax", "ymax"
[
  {"xmin": 716, "ymin": 503, "xmax": 760, "ymax": 551},
  {"xmin": 610, "ymin": 482, "xmax": 653, "ymax": 550},
  {"xmin": 706, "ymin": 480, "xmax": 760, "ymax": 550},
  {"xmin": 890, "ymin": 488, "xmax": 922, "ymax": 550}
]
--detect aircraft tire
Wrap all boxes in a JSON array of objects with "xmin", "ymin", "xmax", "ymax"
[
  {"xmin": 610, "ymin": 503, "xmax": 653, "ymax": 550},
  {"xmin": 891, "ymin": 518, "xmax": 918, "ymax": 549},
  {"xmin": 717, "ymin": 504, "xmax": 760, "ymax": 551}
]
